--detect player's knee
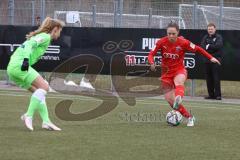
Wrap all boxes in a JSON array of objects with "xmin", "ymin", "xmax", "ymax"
[
  {"xmin": 40, "ymin": 79, "xmax": 50, "ymax": 92},
  {"xmin": 37, "ymin": 82, "xmax": 49, "ymax": 92},
  {"xmin": 174, "ymin": 74, "xmax": 186, "ymax": 85},
  {"xmin": 42, "ymin": 85, "xmax": 49, "ymax": 92},
  {"xmin": 174, "ymin": 79, "xmax": 184, "ymax": 85},
  {"xmin": 166, "ymin": 99, "xmax": 173, "ymax": 107},
  {"xmin": 164, "ymin": 94, "xmax": 174, "ymax": 103}
]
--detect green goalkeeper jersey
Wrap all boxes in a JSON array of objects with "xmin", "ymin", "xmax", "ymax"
[{"xmin": 9, "ymin": 32, "xmax": 51, "ymax": 66}]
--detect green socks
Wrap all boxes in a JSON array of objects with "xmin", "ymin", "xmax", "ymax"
[
  {"xmin": 26, "ymin": 89, "xmax": 50, "ymax": 123},
  {"xmin": 26, "ymin": 96, "xmax": 41, "ymax": 118},
  {"xmin": 38, "ymin": 101, "xmax": 50, "ymax": 123}
]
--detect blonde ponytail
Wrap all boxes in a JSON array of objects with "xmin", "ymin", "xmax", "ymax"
[{"xmin": 26, "ymin": 17, "xmax": 65, "ymax": 39}]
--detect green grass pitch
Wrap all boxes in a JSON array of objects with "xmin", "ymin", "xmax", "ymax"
[{"xmin": 0, "ymin": 90, "xmax": 240, "ymax": 160}]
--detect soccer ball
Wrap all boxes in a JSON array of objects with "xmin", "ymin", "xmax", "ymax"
[{"xmin": 166, "ymin": 110, "xmax": 183, "ymax": 126}]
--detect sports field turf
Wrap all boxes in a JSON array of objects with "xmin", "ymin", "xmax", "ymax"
[{"xmin": 0, "ymin": 89, "xmax": 240, "ymax": 160}]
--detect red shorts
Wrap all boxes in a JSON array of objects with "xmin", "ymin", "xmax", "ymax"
[{"xmin": 160, "ymin": 68, "xmax": 188, "ymax": 91}]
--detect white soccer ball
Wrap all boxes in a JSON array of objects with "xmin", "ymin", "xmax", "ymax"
[{"xmin": 166, "ymin": 110, "xmax": 183, "ymax": 126}]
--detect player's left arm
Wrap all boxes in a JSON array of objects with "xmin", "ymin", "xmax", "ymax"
[
  {"xmin": 184, "ymin": 39, "xmax": 221, "ymax": 65},
  {"xmin": 23, "ymin": 33, "xmax": 50, "ymax": 59}
]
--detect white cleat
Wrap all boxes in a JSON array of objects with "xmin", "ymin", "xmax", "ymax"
[
  {"xmin": 21, "ymin": 114, "xmax": 33, "ymax": 131},
  {"xmin": 79, "ymin": 77, "xmax": 95, "ymax": 91},
  {"xmin": 173, "ymin": 95, "xmax": 182, "ymax": 110},
  {"xmin": 187, "ymin": 116, "xmax": 195, "ymax": 127},
  {"xmin": 42, "ymin": 122, "xmax": 61, "ymax": 131}
]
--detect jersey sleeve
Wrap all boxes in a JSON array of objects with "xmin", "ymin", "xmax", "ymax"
[
  {"xmin": 31, "ymin": 33, "xmax": 51, "ymax": 46},
  {"xmin": 148, "ymin": 40, "xmax": 161, "ymax": 65},
  {"xmin": 23, "ymin": 33, "xmax": 51, "ymax": 59},
  {"xmin": 183, "ymin": 39, "xmax": 213, "ymax": 60}
]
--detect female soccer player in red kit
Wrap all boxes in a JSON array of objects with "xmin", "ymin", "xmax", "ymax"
[{"xmin": 148, "ymin": 22, "xmax": 220, "ymax": 126}]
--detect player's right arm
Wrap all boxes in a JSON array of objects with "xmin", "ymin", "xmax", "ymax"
[
  {"xmin": 183, "ymin": 39, "xmax": 221, "ymax": 65},
  {"xmin": 148, "ymin": 40, "xmax": 161, "ymax": 71}
]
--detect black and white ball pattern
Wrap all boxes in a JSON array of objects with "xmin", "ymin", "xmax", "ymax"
[{"xmin": 166, "ymin": 110, "xmax": 183, "ymax": 126}]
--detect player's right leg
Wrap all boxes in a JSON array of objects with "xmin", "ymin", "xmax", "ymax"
[
  {"xmin": 18, "ymin": 86, "xmax": 37, "ymax": 131},
  {"xmin": 7, "ymin": 66, "xmax": 37, "ymax": 131},
  {"xmin": 161, "ymin": 76, "xmax": 175, "ymax": 107}
]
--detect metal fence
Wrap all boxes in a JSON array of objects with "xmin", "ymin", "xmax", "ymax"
[{"xmin": 0, "ymin": 0, "xmax": 240, "ymax": 29}]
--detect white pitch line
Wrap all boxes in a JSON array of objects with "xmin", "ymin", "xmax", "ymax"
[
  {"xmin": 0, "ymin": 90, "xmax": 239, "ymax": 107},
  {"xmin": 0, "ymin": 92, "xmax": 240, "ymax": 111},
  {"xmin": 0, "ymin": 89, "xmax": 239, "ymax": 106}
]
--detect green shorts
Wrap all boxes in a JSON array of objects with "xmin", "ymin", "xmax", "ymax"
[{"xmin": 7, "ymin": 65, "xmax": 39, "ymax": 89}]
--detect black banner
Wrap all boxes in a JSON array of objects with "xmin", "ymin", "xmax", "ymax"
[{"xmin": 0, "ymin": 25, "xmax": 240, "ymax": 80}]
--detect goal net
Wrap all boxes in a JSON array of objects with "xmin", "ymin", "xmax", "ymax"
[
  {"xmin": 179, "ymin": 4, "xmax": 240, "ymax": 29},
  {"xmin": 54, "ymin": 11, "xmax": 185, "ymax": 29}
]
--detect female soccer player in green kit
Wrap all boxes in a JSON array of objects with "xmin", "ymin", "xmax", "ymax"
[{"xmin": 7, "ymin": 17, "xmax": 64, "ymax": 131}]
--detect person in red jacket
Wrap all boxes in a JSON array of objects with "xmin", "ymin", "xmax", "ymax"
[{"xmin": 148, "ymin": 22, "xmax": 220, "ymax": 126}]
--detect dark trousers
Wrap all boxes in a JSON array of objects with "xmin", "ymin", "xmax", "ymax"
[{"xmin": 205, "ymin": 63, "xmax": 221, "ymax": 98}]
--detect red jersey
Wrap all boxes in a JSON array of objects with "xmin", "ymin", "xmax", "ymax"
[{"xmin": 148, "ymin": 36, "xmax": 213, "ymax": 74}]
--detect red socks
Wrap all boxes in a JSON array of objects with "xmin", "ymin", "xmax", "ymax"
[
  {"xmin": 167, "ymin": 101, "xmax": 191, "ymax": 118},
  {"xmin": 177, "ymin": 104, "xmax": 191, "ymax": 118}
]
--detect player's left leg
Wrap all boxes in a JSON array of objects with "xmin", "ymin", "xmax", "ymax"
[
  {"xmin": 173, "ymin": 70, "xmax": 195, "ymax": 126},
  {"xmin": 20, "ymin": 86, "xmax": 38, "ymax": 131},
  {"xmin": 31, "ymin": 75, "xmax": 61, "ymax": 131},
  {"xmin": 164, "ymin": 90, "xmax": 191, "ymax": 118},
  {"xmin": 173, "ymin": 69, "xmax": 188, "ymax": 109}
]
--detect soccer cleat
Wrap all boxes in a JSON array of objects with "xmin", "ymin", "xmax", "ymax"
[
  {"xmin": 187, "ymin": 116, "xmax": 195, "ymax": 127},
  {"xmin": 42, "ymin": 122, "xmax": 61, "ymax": 131},
  {"xmin": 173, "ymin": 95, "xmax": 182, "ymax": 110},
  {"xmin": 79, "ymin": 77, "xmax": 95, "ymax": 91},
  {"xmin": 21, "ymin": 114, "xmax": 33, "ymax": 131}
]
